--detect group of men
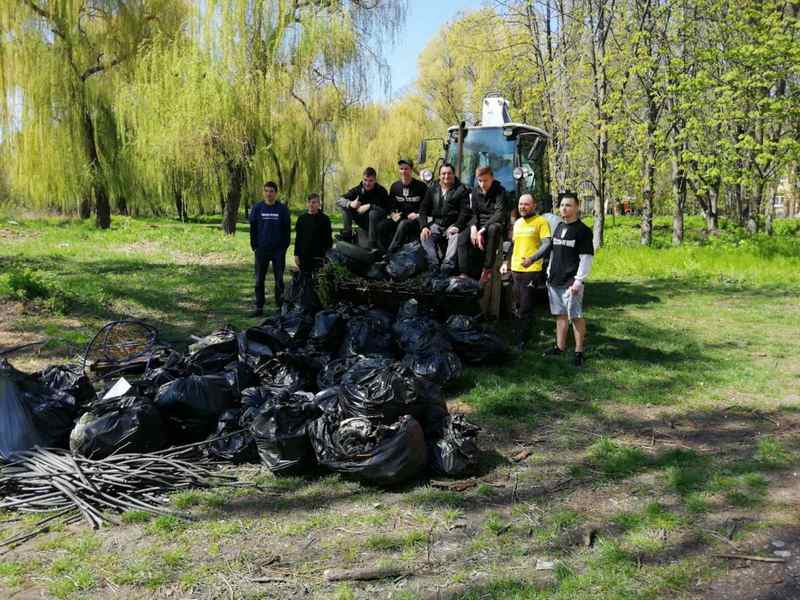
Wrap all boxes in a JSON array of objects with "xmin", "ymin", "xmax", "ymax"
[{"xmin": 247, "ymin": 161, "xmax": 594, "ymax": 365}]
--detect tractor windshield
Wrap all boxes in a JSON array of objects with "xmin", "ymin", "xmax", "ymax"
[{"xmin": 448, "ymin": 127, "xmax": 516, "ymax": 191}]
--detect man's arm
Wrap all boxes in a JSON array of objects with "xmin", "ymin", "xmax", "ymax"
[
  {"xmin": 418, "ymin": 187, "xmax": 433, "ymax": 229},
  {"xmin": 336, "ymin": 186, "xmax": 360, "ymax": 209},
  {"xmin": 482, "ymin": 191, "xmax": 508, "ymax": 231},
  {"xmin": 527, "ymin": 236, "xmax": 552, "ymax": 263}
]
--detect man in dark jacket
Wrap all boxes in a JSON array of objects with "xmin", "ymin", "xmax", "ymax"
[
  {"xmin": 457, "ymin": 165, "xmax": 507, "ymax": 282},
  {"xmin": 293, "ymin": 193, "xmax": 332, "ymax": 273},
  {"xmin": 384, "ymin": 159, "xmax": 429, "ymax": 254},
  {"xmin": 418, "ymin": 162, "xmax": 469, "ymax": 274},
  {"xmin": 335, "ymin": 166, "xmax": 390, "ymax": 250},
  {"xmin": 249, "ymin": 181, "xmax": 291, "ymax": 316}
]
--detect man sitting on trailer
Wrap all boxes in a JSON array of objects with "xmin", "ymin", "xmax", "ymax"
[
  {"xmin": 384, "ymin": 159, "xmax": 429, "ymax": 254},
  {"xmin": 500, "ymin": 193, "xmax": 552, "ymax": 349},
  {"xmin": 418, "ymin": 162, "xmax": 469, "ymax": 275},
  {"xmin": 457, "ymin": 165, "xmax": 508, "ymax": 283},
  {"xmin": 335, "ymin": 167, "xmax": 391, "ymax": 250}
]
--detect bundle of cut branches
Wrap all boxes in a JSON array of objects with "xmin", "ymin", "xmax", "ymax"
[{"xmin": 0, "ymin": 446, "xmax": 247, "ymax": 552}]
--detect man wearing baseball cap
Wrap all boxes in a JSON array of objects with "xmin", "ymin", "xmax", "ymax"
[{"xmin": 383, "ymin": 159, "xmax": 429, "ymax": 254}]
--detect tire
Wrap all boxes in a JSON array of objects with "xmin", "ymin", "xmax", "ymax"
[{"xmin": 334, "ymin": 241, "xmax": 376, "ymax": 266}]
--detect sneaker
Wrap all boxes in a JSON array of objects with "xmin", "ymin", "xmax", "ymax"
[
  {"xmin": 574, "ymin": 352, "xmax": 585, "ymax": 367},
  {"xmin": 542, "ymin": 346, "xmax": 563, "ymax": 357},
  {"xmin": 248, "ymin": 308, "xmax": 263, "ymax": 318},
  {"xmin": 479, "ymin": 268, "xmax": 493, "ymax": 285}
]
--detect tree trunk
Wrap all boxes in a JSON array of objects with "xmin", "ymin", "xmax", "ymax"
[
  {"xmin": 222, "ymin": 161, "xmax": 246, "ymax": 235},
  {"xmin": 640, "ymin": 112, "xmax": 657, "ymax": 246},
  {"xmin": 671, "ymin": 144, "xmax": 686, "ymax": 245},
  {"xmin": 175, "ymin": 188, "xmax": 185, "ymax": 222},
  {"xmin": 117, "ymin": 196, "xmax": 128, "ymax": 216},
  {"xmin": 79, "ymin": 198, "xmax": 92, "ymax": 219},
  {"xmin": 80, "ymin": 107, "xmax": 111, "ymax": 229}
]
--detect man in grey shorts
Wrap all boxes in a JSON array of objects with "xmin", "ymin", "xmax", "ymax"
[{"xmin": 543, "ymin": 192, "xmax": 594, "ymax": 366}]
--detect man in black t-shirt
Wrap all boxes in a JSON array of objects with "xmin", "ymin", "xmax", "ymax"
[
  {"xmin": 543, "ymin": 192, "xmax": 595, "ymax": 367},
  {"xmin": 335, "ymin": 166, "xmax": 391, "ymax": 250},
  {"xmin": 384, "ymin": 159, "xmax": 429, "ymax": 253}
]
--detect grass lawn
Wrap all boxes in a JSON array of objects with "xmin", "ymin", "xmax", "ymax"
[{"xmin": 1, "ymin": 212, "xmax": 799, "ymax": 599}]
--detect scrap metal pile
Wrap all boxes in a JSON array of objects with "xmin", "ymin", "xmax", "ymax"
[{"xmin": 1, "ymin": 279, "xmax": 509, "ymax": 540}]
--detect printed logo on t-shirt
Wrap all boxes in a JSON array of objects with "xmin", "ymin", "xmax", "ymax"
[
  {"xmin": 260, "ymin": 213, "xmax": 279, "ymax": 220},
  {"xmin": 553, "ymin": 237, "xmax": 576, "ymax": 248}
]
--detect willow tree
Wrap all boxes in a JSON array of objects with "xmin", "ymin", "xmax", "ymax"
[
  {"xmin": 120, "ymin": 0, "xmax": 405, "ymax": 234},
  {"xmin": 0, "ymin": 1, "xmax": 186, "ymax": 228}
]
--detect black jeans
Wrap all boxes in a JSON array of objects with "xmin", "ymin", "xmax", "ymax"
[
  {"xmin": 512, "ymin": 271, "xmax": 540, "ymax": 343},
  {"xmin": 254, "ymin": 248, "xmax": 286, "ymax": 309},
  {"xmin": 457, "ymin": 222, "xmax": 504, "ymax": 276},
  {"xmin": 387, "ymin": 218, "xmax": 421, "ymax": 253},
  {"xmin": 339, "ymin": 206, "xmax": 387, "ymax": 248}
]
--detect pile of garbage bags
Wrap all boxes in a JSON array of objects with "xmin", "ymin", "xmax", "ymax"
[{"xmin": 1, "ymin": 298, "xmax": 507, "ymax": 486}]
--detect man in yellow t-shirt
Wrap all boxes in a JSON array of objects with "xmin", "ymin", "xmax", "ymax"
[{"xmin": 500, "ymin": 193, "xmax": 552, "ymax": 348}]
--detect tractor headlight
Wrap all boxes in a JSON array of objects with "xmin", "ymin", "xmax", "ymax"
[
  {"xmin": 512, "ymin": 167, "xmax": 524, "ymax": 181},
  {"xmin": 421, "ymin": 169, "xmax": 433, "ymax": 183}
]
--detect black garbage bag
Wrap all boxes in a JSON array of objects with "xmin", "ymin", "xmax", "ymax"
[
  {"xmin": 0, "ymin": 360, "xmax": 78, "ymax": 449},
  {"xmin": 0, "ymin": 365, "xmax": 43, "ymax": 459},
  {"xmin": 393, "ymin": 316, "xmax": 452, "ymax": 355},
  {"xmin": 276, "ymin": 307, "xmax": 314, "ymax": 346},
  {"xmin": 254, "ymin": 358, "xmax": 304, "ymax": 396},
  {"xmin": 365, "ymin": 308, "xmax": 395, "ymax": 330},
  {"xmin": 445, "ymin": 315, "xmax": 509, "ymax": 364},
  {"xmin": 188, "ymin": 328, "xmax": 238, "ymax": 355},
  {"xmin": 338, "ymin": 358, "xmax": 444, "ymax": 426},
  {"xmin": 427, "ymin": 275, "xmax": 450, "ymax": 294},
  {"xmin": 340, "ymin": 315, "xmax": 396, "ymax": 359},
  {"xmin": 316, "ymin": 356, "xmax": 360, "ymax": 389},
  {"xmin": 429, "ymin": 414, "xmax": 481, "ymax": 477},
  {"xmin": 365, "ymin": 261, "xmax": 388, "ymax": 281},
  {"xmin": 285, "ymin": 271, "xmax": 322, "ymax": 313},
  {"xmin": 326, "ymin": 247, "xmax": 370, "ymax": 277},
  {"xmin": 155, "ymin": 375, "xmax": 233, "ymax": 443},
  {"xmin": 309, "ymin": 309, "xmax": 346, "ymax": 350},
  {"xmin": 70, "ymin": 397, "xmax": 165, "ymax": 458},
  {"xmin": 250, "ymin": 391, "xmax": 321, "ymax": 474},
  {"xmin": 239, "ymin": 386, "xmax": 290, "ymax": 424},
  {"xmin": 187, "ymin": 328, "xmax": 238, "ymax": 373},
  {"xmin": 401, "ymin": 351, "xmax": 463, "ymax": 386},
  {"xmin": 397, "ymin": 299, "xmax": 426, "ymax": 320},
  {"xmin": 312, "ymin": 387, "xmax": 340, "ymax": 416},
  {"xmin": 141, "ymin": 367, "xmax": 183, "ymax": 388},
  {"xmin": 446, "ymin": 276, "xmax": 480, "ymax": 294},
  {"xmin": 284, "ymin": 346, "xmax": 333, "ymax": 392},
  {"xmin": 37, "ymin": 365, "xmax": 96, "ymax": 409},
  {"xmin": 237, "ymin": 330, "xmax": 277, "ymax": 371},
  {"xmin": 206, "ymin": 408, "xmax": 258, "ymax": 464},
  {"xmin": 309, "ymin": 415, "xmax": 427, "ymax": 486},
  {"xmin": 386, "ymin": 242, "xmax": 427, "ymax": 281},
  {"xmin": 222, "ymin": 361, "xmax": 259, "ymax": 397}
]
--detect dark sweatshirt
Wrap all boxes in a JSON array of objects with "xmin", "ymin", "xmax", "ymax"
[
  {"xmin": 249, "ymin": 201, "xmax": 291, "ymax": 252},
  {"xmin": 419, "ymin": 180, "xmax": 469, "ymax": 229},
  {"xmin": 388, "ymin": 179, "xmax": 428, "ymax": 218},
  {"xmin": 336, "ymin": 183, "xmax": 391, "ymax": 212},
  {"xmin": 468, "ymin": 179, "xmax": 507, "ymax": 230},
  {"xmin": 294, "ymin": 211, "xmax": 333, "ymax": 262}
]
